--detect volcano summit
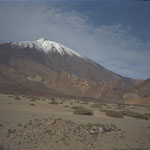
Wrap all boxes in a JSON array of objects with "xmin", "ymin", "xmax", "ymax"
[{"xmin": 0, "ymin": 38, "xmax": 135, "ymax": 102}]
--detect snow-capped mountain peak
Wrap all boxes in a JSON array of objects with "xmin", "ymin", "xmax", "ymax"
[{"xmin": 11, "ymin": 38, "xmax": 86, "ymax": 59}]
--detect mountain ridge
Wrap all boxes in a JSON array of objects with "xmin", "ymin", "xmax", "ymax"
[{"xmin": 0, "ymin": 38, "xmax": 141, "ymax": 104}]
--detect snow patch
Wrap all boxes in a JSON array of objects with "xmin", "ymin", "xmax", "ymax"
[{"xmin": 11, "ymin": 38, "xmax": 86, "ymax": 59}]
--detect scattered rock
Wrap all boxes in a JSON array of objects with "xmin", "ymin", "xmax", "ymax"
[
  {"xmin": 98, "ymin": 127, "xmax": 104, "ymax": 133},
  {"xmin": 24, "ymin": 133, "xmax": 27, "ymax": 136},
  {"xmin": 89, "ymin": 129, "xmax": 96, "ymax": 134},
  {"xmin": 0, "ymin": 118, "xmax": 118, "ymax": 150},
  {"xmin": 52, "ymin": 119, "xmax": 56, "ymax": 124},
  {"xmin": 103, "ymin": 126, "xmax": 112, "ymax": 132}
]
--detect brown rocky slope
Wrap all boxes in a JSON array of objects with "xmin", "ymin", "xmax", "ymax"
[
  {"xmin": 0, "ymin": 38, "xmax": 138, "ymax": 103},
  {"xmin": 123, "ymin": 79, "xmax": 150, "ymax": 106}
]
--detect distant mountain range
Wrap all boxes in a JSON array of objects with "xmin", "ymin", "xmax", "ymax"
[{"xmin": 0, "ymin": 38, "xmax": 149, "ymax": 105}]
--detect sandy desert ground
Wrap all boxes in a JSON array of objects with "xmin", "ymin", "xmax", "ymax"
[{"xmin": 0, "ymin": 94, "xmax": 150, "ymax": 150}]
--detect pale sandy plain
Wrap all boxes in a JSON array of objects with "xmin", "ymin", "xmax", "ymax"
[{"xmin": 0, "ymin": 94, "xmax": 150, "ymax": 150}]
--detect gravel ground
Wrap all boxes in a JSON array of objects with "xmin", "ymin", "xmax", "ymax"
[{"xmin": 0, "ymin": 94, "xmax": 150, "ymax": 150}]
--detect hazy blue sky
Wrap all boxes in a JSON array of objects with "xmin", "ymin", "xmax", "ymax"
[{"xmin": 0, "ymin": 1, "xmax": 150, "ymax": 79}]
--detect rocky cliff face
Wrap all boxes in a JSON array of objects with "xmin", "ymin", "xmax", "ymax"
[
  {"xmin": 0, "ymin": 38, "xmax": 135, "ymax": 102},
  {"xmin": 123, "ymin": 79, "xmax": 150, "ymax": 106}
]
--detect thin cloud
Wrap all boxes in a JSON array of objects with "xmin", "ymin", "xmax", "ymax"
[{"xmin": 0, "ymin": 3, "xmax": 149, "ymax": 79}]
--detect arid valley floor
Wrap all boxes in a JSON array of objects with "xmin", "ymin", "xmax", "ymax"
[{"xmin": 0, "ymin": 94, "xmax": 150, "ymax": 150}]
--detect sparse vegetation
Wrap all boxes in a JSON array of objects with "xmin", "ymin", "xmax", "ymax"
[
  {"xmin": 64, "ymin": 105, "xmax": 69, "ymax": 107},
  {"xmin": 7, "ymin": 129, "xmax": 16, "ymax": 135},
  {"xmin": 131, "ymin": 106, "xmax": 138, "ymax": 109},
  {"xmin": 80, "ymin": 123, "xmax": 116, "ymax": 130},
  {"xmin": 91, "ymin": 102, "xmax": 107, "ymax": 108},
  {"xmin": 14, "ymin": 96, "xmax": 21, "ymax": 100},
  {"xmin": 105, "ymin": 110, "xmax": 124, "ymax": 118},
  {"xmin": 30, "ymin": 103, "xmax": 36, "ymax": 106},
  {"xmin": 73, "ymin": 107, "xmax": 93, "ymax": 116},
  {"xmin": 51, "ymin": 97, "xmax": 55, "ymax": 101},
  {"xmin": 30, "ymin": 98, "xmax": 37, "ymax": 101},
  {"xmin": 115, "ymin": 103, "xmax": 126, "ymax": 109},
  {"xmin": 70, "ymin": 102, "xmax": 73, "ymax": 105},
  {"xmin": 145, "ymin": 113, "xmax": 150, "ymax": 119},
  {"xmin": 71, "ymin": 106, "xmax": 84, "ymax": 109},
  {"xmin": 99, "ymin": 109, "xmax": 108, "ymax": 112},
  {"xmin": 147, "ymin": 107, "xmax": 150, "ymax": 111},
  {"xmin": 75, "ymin": 100, "xmax": 80, "ymax": 103},
  {"xmin": 80, "ymin": 102, "xmax": 88, "ymax": 105},
  {"xmin": 8, "ymin": 95, "xmax": 14, "ymax": 98},
  {"xmin": 59, "ymin": 101, "xmax": 64, "ymax": 104},
  {"xmin": 106, "ymin": 106, "xmax": 112, "ymax": 109},
  {"xmin": 121, "ymin": 111, "xmax": 149, "ymax": 120},
  {"xmin": 49, "ymin": 99, "xmax": 59, "ymax": 105},
  {"xmin": 102, "ymin": 109, "xmax": 149, "ymax": 120}
]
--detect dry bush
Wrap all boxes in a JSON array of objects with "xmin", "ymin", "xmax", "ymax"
[
  {"xmin": 71, "ymin": 106, "xmax": 84, "ymax": 109},
  {"xmin": 104, "ymin": 110, "xmax": 149, "ymax": 120},
  {"xmin": 30, "ymin": 103, "xmax": 36, "ymax": 106},
  {"xmin": 73, "ymin": 108, "xmax": 93, "ymax": 116},
  {"xmin": 15, "ymin": 96, "xmax": 21, "ymax": 100},
  {"xmin": 49, "ymin": 99, "xmax": 59, "ymax": 105}
]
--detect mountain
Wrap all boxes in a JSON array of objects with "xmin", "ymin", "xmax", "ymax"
[
  {"xmin": 123, "ymin": 79, "xmax": 150, "ymax": 106},
  {"xmin": 0, "ymin": 38, "xmax": 136, "ymax": 102}
]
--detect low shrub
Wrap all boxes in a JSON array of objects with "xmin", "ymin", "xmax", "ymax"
[
  {"xmin": 80, "ymin": 123, "xmax": 116, "ymax": 130},
  {"xmin": 8, "ymin": 95, "xmax": 13, "ymax": 98},
  {"xmin": 71, "ymin": 106, "xmax": 84, "ymax": 109},
  {"xmin": 49, "ymin": 99, "xmax": 59, "ymax": 105},
  {"xmin": 30, "ymin": 98, "xmax": 36, "ymax": 101},
  {"xmin": 115, "ymin": 103, "xmax": 126, "ymax": 109},
  {"xmin": 122, "ymin": 111, "xmax": 149, "ymax": 120},
  {"xmin": 15, "ymin": 96, "xmax": 21, "ymax": 100},
  {"xmin": 105, "ymin": 110, "xmax": 124, "ymax": 118},
  {"xmin": 80, "ymin": 102, "xmax": 88, "ymax": 105},
  {"xmin": 51, "ymin": 98, "xmax": 55, "ymax": 101},
  {"xmin": 70, "ymin": 102, "xmax": 73, "ymax": 105},
  {"xmin": 30, "ymin": 103, "xmax": 36, "ymax": 106},
  {"xmin": 91, "ymin": 102, "xmax": 107, "ymax": 108},
  {"xmin": 7, "ymin": 129, "xmax": 16, "ymax": 135},
  {"xmin": 59, "ymin": 101, "xmax": 64, "ymax": 104},
  {"xmin": 73, "ymin": 108, "xmax": 93, "ymax": 116},
  {"xmin": 104, "ymin": 110, "xmax": 149, "ymax": 120}
]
